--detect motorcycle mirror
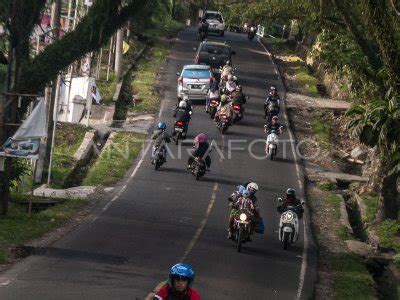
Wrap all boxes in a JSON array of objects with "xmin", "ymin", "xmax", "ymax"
[
  {"xmin": 263, "ymin": 125, "xmax": 267, "ymax": 128},
  {"xmin": 301, "ymin": 200, "xmax": 305, "ymax": 205},
  {"xmin": 193, "ymin": 47, "xmax": 197, "ymax": 51},
  {"xmin": 176, "ymin": 72, "xmax": 180, "ymax": 76},
  {"xmin": 278, "ymin": 197, "xmax": 283, "ymax": 203},
  {"xmin": 228, "ymin": 197, "xmax": 234, "ymax": 202}
]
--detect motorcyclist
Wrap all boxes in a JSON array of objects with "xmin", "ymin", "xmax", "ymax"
[
  {"xmin": 154, "ymin": 263, "xmax": 200, "ymax": 300},
  {"xmin": 264, "ymin": 85, "xmax": 281, "ymax": 120},
  {"xmin": 277, "ymin": 188, "xmax": 304, "ymax": 219},
  {"xmin": 231, "ymin": 85, "xmax": 247, "ymax": 105},
  {"xmin": 214, "ymin": 95, "xmax": 232, "ymax": 123},
  {"xmin": 197, "ymin": 17, "xmax": 209, "ymax": 39},
  {"xmin": 225, "ymin": 74, "xmax": 237, "ymax": 95},
  {"xmin": 205, "ymin": 84, "xmax": 220, "ymax": 112},
  {"xmin": 221, "ymin": 61, "xmax": 233, "ymax": 78},
  {"xmin": 264, "ymin": 116, "xmax": 283, "ymax": 135},
  {"xmin": 173, "ymin": 101, "xmax": 192, "ymax": 137},
  {"xmin": 187, "ymin": 133, "xmax": 212, "ymax": 170},
  {"xmin": 151, "ymin": 122, "xmax": 171, "ymax": 163},
  {"xmin": 228, "ymin": 189, "xmax": 259, "ymax": 240},
  {"xmin": 228, "ymin": 182, "xmax": 259, "ymax": 204}
]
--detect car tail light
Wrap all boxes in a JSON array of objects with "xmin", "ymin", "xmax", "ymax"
[
  {"xmin": 178, "ymin": 76, "xmax": 183, "ymax": 86},
  {"xmin": 176, "ymin": 121, "xmax": 184, "ymax": 127}
]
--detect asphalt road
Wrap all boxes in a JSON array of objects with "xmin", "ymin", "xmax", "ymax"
[{"xmin": 0, "ymin": 28, "xmax": 316, "ymax": 299}]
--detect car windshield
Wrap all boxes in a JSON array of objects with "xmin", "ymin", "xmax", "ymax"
[
  {"xmin": 205, "ymin": 13, "xmax": 222, "ymax": 22},
  {"xmin": 201, "ymin": 45, "xmax": 230, "ymax": 55},
  {"xmin": 182, "ymin": 69, "xmax": 211, "ymax": 79}
]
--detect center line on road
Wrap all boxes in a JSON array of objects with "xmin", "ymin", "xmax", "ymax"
[{"xmin": 179, "ymin": 182, "xmax": 219, "ymax": 262}]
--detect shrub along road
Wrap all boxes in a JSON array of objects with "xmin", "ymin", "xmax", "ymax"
[{"xmin": 0, "ymin": 28, "xmax": 316, "ymax": 299}]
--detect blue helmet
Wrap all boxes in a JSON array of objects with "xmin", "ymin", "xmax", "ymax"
[
  {"xmin": 157, "ymin": 122, "xmax": 166, "ymax": 130},
  {"xmin": 168, "ymin": 263, "xmax": 195, "ymax": 287}
]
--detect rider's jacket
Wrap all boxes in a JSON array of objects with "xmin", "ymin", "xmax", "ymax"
[{"xmin": 155, "ymin": 284, "xmax": 200, "ymax": 300}]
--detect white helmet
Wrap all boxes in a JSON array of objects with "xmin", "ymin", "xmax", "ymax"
[
  {"xmin": 179, "ymin": 100, "xmax": 187, "ymax": 108},
  {"xmin": 247, "ymin": 182, "xmax": 259, "ymax": 194}
]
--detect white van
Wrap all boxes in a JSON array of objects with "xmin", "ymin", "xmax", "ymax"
[{"xmin": 203, "ymin": 11, "xmax": 225, "ymax": 36}]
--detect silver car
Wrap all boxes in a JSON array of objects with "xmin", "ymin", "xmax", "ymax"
[{"xmin": 177, "ymin": 65, "xmax": 213, "ymax": 101}]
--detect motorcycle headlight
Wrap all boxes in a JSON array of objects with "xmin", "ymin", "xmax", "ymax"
[
  {"xmin": 284, "ymin": 211, "xmax": 294, "ymax": 221},
  {"xmin": 239, "ymin": 213, "xmax": 247, "ymax": 221}
]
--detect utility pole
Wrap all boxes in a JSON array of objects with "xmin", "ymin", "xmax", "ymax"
[
  {"xmin": 42, "ymin": 0, "xmax": 62, "ymax": 183},
  {"xmin": 115, "ymin": 28, "xmax": 123, "ymax": 77}
]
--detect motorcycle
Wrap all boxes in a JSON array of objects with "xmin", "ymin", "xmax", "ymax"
[
  {"xmin": 152, "ymin": 146, "xmax": 166, "ymax": 171},
  {"xmin": 232, "ymin": 103, "xmax": 243, "ymax": 123},
  {"xmin": 248, "ymin": 27, "xmax": 256, "ymax": 41},
  {"xmin": 207, "ymin": 98, "xmax": 220, "ymax": 119},
  {"xmin": 278, "ymin": 199, "xmax": 304, "ymax": 250},
  {"xmin": 233, "ymin": 208, "xmax": 253, "ymax": 252},
  {"xmin": 217, "ymin": 114, "xmax": 230, "ymax": 134},
  {"xmin": 198, "ymin": 29, "xmax": 207, "ymax": 41},
  {"xmin": 189, "ymin": 157, "xmax": 206, "ymax": 180},
  {"xmin": 265, "ymin": 128, "xmax": 279, "ymax": 160},
  {"xmin": 173, "ymin": 120, "xmax": 186, "ymax": 145},
  {"xmin": 265, "ymin": 102, "xmax": 280, "ymax": 121}
]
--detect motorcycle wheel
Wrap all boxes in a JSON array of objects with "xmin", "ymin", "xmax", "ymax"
[
  {"xmin": 210, "ymin": 109, "xmax": 216, "ymax": 119},
  {"xmin": 237, "ymin": 228, "xmax": 243, "ymax": 252},
  {"xmin": 283, "ymin": 231, "xmax": 290, "ymax": 250},
  {"xmin": 270, "ymin": 149, "xmax": 274, "ymax": 160},
  {"xmin": 155, "ymin": 159, "xmax": 160, "ymax": 171}
]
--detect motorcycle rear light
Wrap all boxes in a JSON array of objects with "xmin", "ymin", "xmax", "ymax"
[
  {"xmin": 210, "ymin": 99, "xmax": 217, "ymax": 104},
  {"xmin": 221, "ymin": 115, "xmax": 228, "ymax": 120},
  {"xmin": 233, "ymin": 104, "xmax": 241, "ymax": 110},
  {"xmin": 178, "ymin": 76, "xmax": 183, "ymax": 86},
  {"xmin": 176, "ymin": 121, "xmax": 184, "ymax": 127}
]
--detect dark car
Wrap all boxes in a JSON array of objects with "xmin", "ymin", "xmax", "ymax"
[{"xmin": 194, "ymin": 41, "xmax": 235, "ymax": 69}]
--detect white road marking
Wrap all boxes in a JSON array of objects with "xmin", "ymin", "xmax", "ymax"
[
  {"xmin": 258, "ymin": 37, "xmax": 309, "ymax": 300},
  {"xmin": 179, "ymin": 182, "xmax": 218, "ymax": 262},
  {"xmin": 101, "ymin": 142, "xmax": 152, "ymax": 212},
  {"xmin": 0, "ymin": 280, "xmax": 10, "ymax": 287}
]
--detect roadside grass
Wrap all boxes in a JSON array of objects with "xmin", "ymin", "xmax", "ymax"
[
  {"xmin": 332, "ymin": 253, "xmax": 376, "ymax": 299},
  {"xmin": 50, "ymin": 123, "xmax": 88, "ymax": 189},
  {"xmin": 0, "ymin": 198, "xmax": 86, "ymax": 247},
  {"xmin": 337, "ymin": 225, "xmax": 354, "ymax": 241},
  {"xmin": 96, "ymin": 70, "xmax": 117, "ymax": 106},
  {"xmin": 326, "ymin": 192, "xmax": 341, "ymax": 220},
  {"xmin": 82, "ymin": 132, "xmax": 145, "ymax": 186},
  {"xmin": 261, "ymin": 37, "xmax": 294, "ymax": 55},
  {"xmin": 130, "ymin": 21, "xmax": 184, "ymax": 114},
  {"xmin": 362, "ymin": 194, "xmax": 378, "ymax": 224},
  {"xmin": 294, "ymin": 63, "xmax": 319, "ymax": 96},
  {"xmin": 318, "ymin": 181, "xmax": 335, "ymax": 191},
  {"xmin": 375, "ymin": 220, "xmax": 400, "ymax": 252},
  {"xmin": 130, "ymin": 40, "xmax": 168, "ymax": 114},
  {"xmin": 312, "ymin": 110, "xmax": 332, "ymax": 150}
]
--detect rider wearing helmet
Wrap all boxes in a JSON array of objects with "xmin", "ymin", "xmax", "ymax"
[
  {"xmin": 228, "ymin": 188, "xmax": 259, "ymax": 240},
  {"xmin": 227, "ymin": 182, "xmax": 260, "ymax": 239},
  {"xmin": 264, "ymin": 85, "xmax": 281, "ymax": 121},
  {"xmin": 222, "ymin": 61, "xmax": 233, "ymax": 78},
  {"xmin": 225, "ymin": 75, "xmax": 237, "ymax": 94},
  {"xmin": 231, "ymin": 85, "xmax": 247, "ymax": 105},
  {"xmin": 214, "ymin": 94, "xmax": 232, "ymax": 123},
  {"xmin": 151, "ymin": 122, "xmax": 171, "ymax": 163},
  {"xmin": 188, "ymin": 133, "xmax": 212, "ymax": 169},
  {"xmin": 197, "ymin": 17, "xmax": 209, "ymax": 38},
  {"xmin": 264, "ymin": 115, "xmax": 283, "ymax": 134},
  {"xmin": 154, "ymin": 263, "xmax": 200, "ymax": 300},
  {"xmin": 277, "ymin": 188, "xmax": 304, "ymax": 219},
  {"xmin": 205, "ymin": 84, "xmax": 220, "ymax": 112}
]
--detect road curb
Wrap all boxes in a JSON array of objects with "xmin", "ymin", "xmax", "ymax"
[{"xmin": 258, "ymin": 37, "xmax": 318, "ymax": 300}]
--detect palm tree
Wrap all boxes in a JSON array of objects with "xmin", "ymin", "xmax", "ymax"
[{"xmin": 346, "ymin": 89, "xmax": 400, "ymax": 222}]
